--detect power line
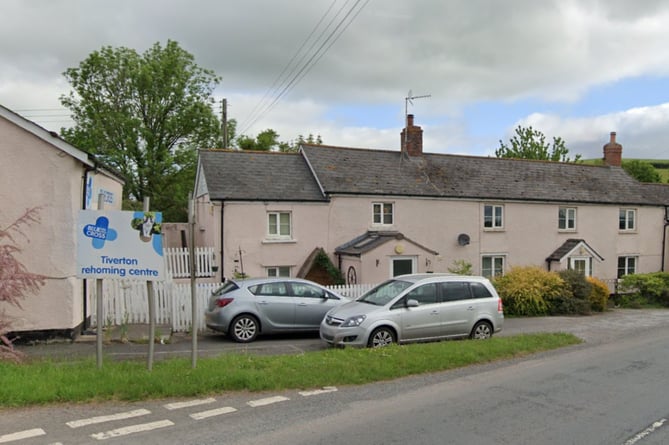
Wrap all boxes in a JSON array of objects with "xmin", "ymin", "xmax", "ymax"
[{"xmin": 237, "ymin": 0, "xmax": 370, "ymax": 136}]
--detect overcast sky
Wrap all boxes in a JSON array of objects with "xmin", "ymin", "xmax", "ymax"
[{"xmin": 2, "ymin": 0, "xmax": 669, "ymax": 159}]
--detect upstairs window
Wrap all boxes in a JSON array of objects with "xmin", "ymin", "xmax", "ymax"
[
  {"xmin": 268, "ymin": 211, "xmax": 291, "ymax": 239},
  {"xmin": 484, "ymin": 204, "xmax": 504, "ymax": 229},
  {"xmin": 373, "ymin": 202, "xmax": 394, "ymax": 225},
  {"xmin": 619, "ymin": 209, "xmax": 636, "ymax": 231},
  {"xmin": 558, "ymin": 207, "xmax": 576, "ymax": 231}
]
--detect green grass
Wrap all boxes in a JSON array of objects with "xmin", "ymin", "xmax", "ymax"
[{"xmin": 0, "ymin": 333, "xmax": 580, "ymax": 408}]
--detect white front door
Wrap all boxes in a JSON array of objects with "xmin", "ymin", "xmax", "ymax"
[{"xmin": 569, "ymin": 257, "xmax": 591, "ymax": 276}]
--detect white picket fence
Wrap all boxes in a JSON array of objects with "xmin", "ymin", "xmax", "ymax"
[
  {"xmin": 164, "ymin": 247, "xmax": 216, "ymax": 278},
  {"xmin": 90, "ymin": 280, "xmax": 375, "ymax": 333}
]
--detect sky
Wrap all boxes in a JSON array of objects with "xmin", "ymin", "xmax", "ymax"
[{"xmin": 2, "ymin": 0, "xmax": 669, "ymax": 159}]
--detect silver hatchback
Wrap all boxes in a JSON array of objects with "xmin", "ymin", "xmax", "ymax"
[
  {"xmin": 320, "ymin": 273, "xmax": 504, "ymax": 347},
  {"xmin": 205, "ymin": 277, "xmax": 350, "ymax": 343}
]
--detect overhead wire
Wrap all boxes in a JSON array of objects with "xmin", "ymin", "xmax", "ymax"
[{"xmin": 237, "ymin": 0, "xmax": 370, "ymax": 136}]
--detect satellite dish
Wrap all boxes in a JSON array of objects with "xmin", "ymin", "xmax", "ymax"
[{"xmin": 457, "ymin": 234, "xmax": 470, "ymax": 246}]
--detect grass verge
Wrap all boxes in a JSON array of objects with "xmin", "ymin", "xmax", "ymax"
[{"xmin": 0, "ymin": 333, "xmax": 580, "ymax": 408}]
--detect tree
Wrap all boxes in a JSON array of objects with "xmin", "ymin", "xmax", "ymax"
[
  {"xmin": 0, "ymin": 208, "xmax": 46, "ymax": 362},
  {"xmin": 236, "ymin": 129, "xmax": 323, "ymax": 152},
  {"xmin": 622, "ymin": 160, "xmax": 661, "ymax": 183},
  {"xmin": 496, "ymin": 126, "xmax": 581, "ymax": 162},
  {"xmin": 60, "ymin": 40, "xmax": 221, "ymax": 221}
]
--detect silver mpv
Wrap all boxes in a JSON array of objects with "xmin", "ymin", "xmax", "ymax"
[{"xmin": 320, "ymin": 273, "xmax": 504, "ymax": 348}]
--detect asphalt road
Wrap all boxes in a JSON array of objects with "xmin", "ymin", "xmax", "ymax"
[{"xmin": 13, "ymin": 308, "xmax": 669, "ymax": 362}]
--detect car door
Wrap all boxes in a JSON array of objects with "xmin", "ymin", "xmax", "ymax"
[
  {"xmin": 290, "ymin": 282, "xmax": 339, "ymax": 329},
  {"xmin": 396, "ymin": 283, "xmax": 441, "ymax": 341},
  {"xmin": 251, "ymin": 281, "xmax": 295, "ymax": 329},
  {"xmin": 438, "ymin": 281, "xmax": 477, "ymax": 336}
]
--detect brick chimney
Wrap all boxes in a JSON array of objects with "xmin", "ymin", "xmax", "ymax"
[
  {"xmin": 603, "ymin": 131, "xmax": 622, "ymax": 167},
  {"xmin": 400, "ymin": 114, "xmax": 423, "ymax": 156}
]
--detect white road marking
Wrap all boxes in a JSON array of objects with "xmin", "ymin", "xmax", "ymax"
[
  {"xmin": 299, "ymin": 386, "xmax": 338, "ymax": 396},
  {"xmin": 623, "ymin": 418, "xmax": 667, "ymax": 445},
  {"xmin": 90, "ymin": 419, "xmax": 174, "ymax": 440},
  {"xmin": 190, "ymin": 406, "xmax": 238, "ymax": 420},
  {"xmin": 0, "ymin": 428, "xmax": 46, "ymax": 443},
  {"xmin": 247, "ymin": 396, "xmax": 290, "ymax": 407},
  {"xmin": 164, "ymin": 398, "xmax": 217, "ymax": 410},
  {"xmin": 66, "ymin": 409, "xmax": 151, "ymax": 428}
]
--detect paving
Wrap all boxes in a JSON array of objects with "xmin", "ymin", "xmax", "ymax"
[{"xmin": 11, "ymin": 308, "xmax": 669, "ymax": 362}]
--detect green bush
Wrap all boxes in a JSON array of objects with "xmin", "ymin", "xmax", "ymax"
[
  {"xmin": 493, "ymin": 266, "xmax": 564, "ymax": 316},
  {"xmin": 586, "ymin": 276, "xmax": 610, "ymax": 312},
  {"xmin": 550, "ymin": 269, "xmax": 592, "ymax": 315},
  {"xmin": 617, "ymin": 272, "xmax": 669, "ymax": 307}
]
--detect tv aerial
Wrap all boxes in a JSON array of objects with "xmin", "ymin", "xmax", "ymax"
[{"xmin": 404, "ymin": 90, "xmax": 431, "ymax": 124}]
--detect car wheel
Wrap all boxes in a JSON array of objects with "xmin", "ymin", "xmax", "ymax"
[
  {"xmin": 368, "ymin": 327, "xmax": 396, "ymax": 348},
  {"xmin": 470, "ymin": 321, "xmax": 493, "ymax": 340},
  {"xmin": 230, "ymin": 315, "xmax": 259, "ymax": 343}
]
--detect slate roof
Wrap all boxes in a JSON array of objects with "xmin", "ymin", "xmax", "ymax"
[
  {"xmin": 300, "ymin": 144, "xmax": 667, "ymax": 206},
  {"xmin": 198, "ymin": 149, "xmax": 326, "ymax": 202}
]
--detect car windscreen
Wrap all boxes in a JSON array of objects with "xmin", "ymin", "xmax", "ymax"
[
  {"xmin": 358, "ymin": 279, "xmax": 413, "ymax": 306},
  {"xmin": 211, "ymin": 280, "xmax": 239, "ymax": 297}
]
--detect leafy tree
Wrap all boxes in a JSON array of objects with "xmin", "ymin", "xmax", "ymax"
[
  {"xmin": 496, "ymin": 125, "xmax": 581, "ymax": 162},
  {"xmin": 1, "ymin": 208, "xmax": 46, "ymax": 362},
  {"xmin": 60, "ymin": 40, "xmax": 221, "ymax": 221},
  {"xmin": 236, "ymin": 130, "xmax": 323, "ymax": 152},
  {"xmin": 622, "ymin": 160, "xmax": 661, "ymax": 182}
]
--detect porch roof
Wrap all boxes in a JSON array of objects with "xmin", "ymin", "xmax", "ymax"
[
  {"xmin": 546, "ymin": 238, "xmax": 604, "ymax": 263},
  {"xmin": 335, "ymin": 231, "xmax": 439, "ymax": 257}
]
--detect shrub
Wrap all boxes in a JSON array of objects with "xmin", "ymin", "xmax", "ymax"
[
  {"xmin": 586, "ymin": 276, "xmax": 610, "ymax": 312},
  {"xmin": 447, "ymin": 259, "xmax": 473, "ymax": 275},
  {"xmin": 618, "ymin": 273, "xmax": 669, "ymax": 307},
  {"xmin": 552, "ymin": 270, "xmax": 592, "ymax": 315},
  {"xmin": 493, "ymin": 266, "xmax": 564, "ymax": 316}
]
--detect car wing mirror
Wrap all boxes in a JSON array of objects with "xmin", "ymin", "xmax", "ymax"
[{"xmin": 406, "ymin": 299, "xmax": 420, "ymax": 308}]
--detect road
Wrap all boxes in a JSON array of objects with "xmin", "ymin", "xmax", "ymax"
[{"xmin": 2, "ymin": 309, "xmax": 669, "ymax": 444}]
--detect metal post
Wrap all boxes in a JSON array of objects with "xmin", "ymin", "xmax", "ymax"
[
  {"xmin": 189, "ymin": 195, "xmax": 198, "ymax": 368},
  {"xmin": 96, "ymin": 193, "xmax": 104, "ymax": 369},
  {"xmin": 144, "ymin": 197, "xmax": 156, "ymax": 371}
]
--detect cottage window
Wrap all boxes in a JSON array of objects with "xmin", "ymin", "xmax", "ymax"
[
  {"xmin": 268, "ymin": 212, "xmax": 291, "ymax": 238},
  {"xmin": 558, "ymin": 207, "xmax": 576, "ymax": 231},
  {"xmin": 481, "ymin": 255, "xmax": 505, "ymax": 278},
  {"xmin": 267, "ymin": 266, "xmax": 291, "ymax": 277},
  {"xmin": 483, "ymin": 204, "xmax": 504, "ymax": 229},
  {"xmin": 617, "ymin": 256, "xmax": 637, "ymax": 278},
  {"xmin": 373, "ymin": 202, "xmax": 394, "ymax": 225},
  {"xmin": 619, "ymin": 208, "xmax": 636, "ymax": 231}
]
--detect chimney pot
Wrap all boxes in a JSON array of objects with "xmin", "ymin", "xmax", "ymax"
[{"xmin": 610, "ymin": 131, "xmax": 616, "ymax": 143}]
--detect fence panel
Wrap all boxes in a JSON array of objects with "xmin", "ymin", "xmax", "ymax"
[
  {"xmin": 164, "ymin": 247, "xmax": 215, "ymax": 279},
  {"xmin": 91, "ymin": 281, "xmax": 373, "ymax": 333}
]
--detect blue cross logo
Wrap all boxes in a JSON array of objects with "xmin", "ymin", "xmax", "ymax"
[{"xmin": 83, "ymin": 216, "xmax": 118, "ymax": 249}]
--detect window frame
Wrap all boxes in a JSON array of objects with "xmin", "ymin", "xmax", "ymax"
[
  {"xmin": 617, "ymin": 256, "xmax": 637, "ymax": 278},
  {"xmin": 267, "ymin": 211, "xmax": 292, "ymax": 239},
  {"xmin": 483, "ymin": 204, "xmax": 504, "ymax": 230},
  {"xmin": 558, "ymin": 207, "xmax": 577, "ymax": 231},
  {"xmin": 372, "ymin": 202, "xmax": 394, "ymax": 226},
  {"xmin": 267, "ymin": 266, "xmax": 291, "ymax": 277},
  {"xmin": 619, "ymin": 208, "xmax": 636, "ymax": 232},
  {"xmin": 481, "ymin": 255, "xmax": 505, "ymax": 279}
]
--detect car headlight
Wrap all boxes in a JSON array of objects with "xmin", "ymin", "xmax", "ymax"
[{"xmin": 341, "ymin": 315, "xmax": 366, "ymax": 327}]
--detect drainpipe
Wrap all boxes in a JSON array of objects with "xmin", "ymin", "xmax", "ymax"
[
  {"xmin": 220, "ymin": 202, "xmax": 225, "ymax": 280},
  {"xmin": 662, "ymin": 207, "xmax": 669, "ymax": 272}
]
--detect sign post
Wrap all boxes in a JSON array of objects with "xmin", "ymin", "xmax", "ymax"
[{"xmin": 77, "ymin": 206, "xmax": 165, "ymax": 369}]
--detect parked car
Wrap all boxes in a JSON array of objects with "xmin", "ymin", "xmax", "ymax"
[
  {"xmin": 320, "ymin": 273, "xmax": 504, "ymax": 348},
  {"xmin": 205, "ymin": 277, "xmax": 351, "ymax": 343}
]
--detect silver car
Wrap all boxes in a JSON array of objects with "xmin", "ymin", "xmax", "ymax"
[
  {"xmin": 205, "ymin": 277, "xmax": 350, "ymax": 343},
  {"xmin": 320, "ymin": 273, "xmax": 504, "ymax": 348}
]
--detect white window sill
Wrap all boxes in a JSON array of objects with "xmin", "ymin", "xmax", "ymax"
[{"xmin": 262, "ymin": 238, "xmax": 297, "ymax": 244}]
